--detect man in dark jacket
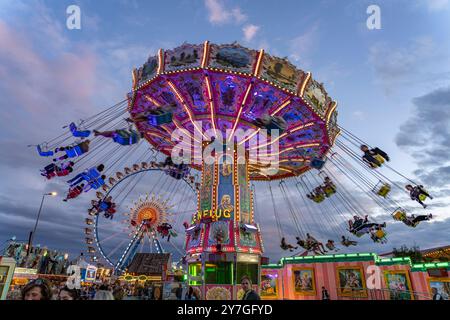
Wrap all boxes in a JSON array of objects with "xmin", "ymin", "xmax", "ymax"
[
  {"xmin": 360, "ymin": 145, "xmax": 389, "ymax": 168},
  {"xmin": 321, "ymin": 286, "xmax": 330, "ymax": 300},
  {"xmin": 241, "ymin": 275, "xmax": 260, "ymax": 300}
]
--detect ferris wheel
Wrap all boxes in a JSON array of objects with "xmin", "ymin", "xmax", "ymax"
[{"xmin": 83, "ymin": 163, "xmax": 198, "ymax": 272}]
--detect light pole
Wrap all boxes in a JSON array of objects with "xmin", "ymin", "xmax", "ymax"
[{"xmin": 26, "ymin": 192, "xmax": 57, "ymax": 260}]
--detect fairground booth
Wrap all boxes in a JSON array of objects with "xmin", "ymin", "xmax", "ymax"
[
  {"xmin": 2, "ymin": 241, "xmax": 70, "ymax": 288},
  {"xmin": 260, "ymin": 252, "xmax": 450, "ymax": 300}
]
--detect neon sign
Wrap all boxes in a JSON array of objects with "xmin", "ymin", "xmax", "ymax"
[{"xmin": 192, "ymin": 209, "xmax": 232, "ymax": 223}]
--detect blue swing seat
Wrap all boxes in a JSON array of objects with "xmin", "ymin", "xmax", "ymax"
[
  {"xmin": 148, "ymin": 109, "xmax": 173, "ymax": 126},
  {"xmin": 37, "ymin": 145, "xmax": 54, "ymax": 157},
  {"xmin": 310, "ymin": 157, "xmax": 326, "ymax": 170},
  {"xmin": 113, "ymin": 130, "xmax": 141, "ymax": 145},
  {"xmin": 69, "ymin": 122, "xmax": 91, "ymax": 138}
]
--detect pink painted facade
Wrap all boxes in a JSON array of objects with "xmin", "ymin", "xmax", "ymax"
[{"xmin": 260, "ymin": 254, "xmax": 450, "ymax": 300}]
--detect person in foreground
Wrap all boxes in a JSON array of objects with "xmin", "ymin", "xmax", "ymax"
[
  {"xmin": 21, "ymin": 278, "xmax": 52, "ymax": 300},
  {"xmin": 241, "ymin": 275, "xmax": 260, "ymax": 300}
]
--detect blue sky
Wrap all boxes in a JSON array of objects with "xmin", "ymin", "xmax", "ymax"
[{"xmin": 0, "ymin": 0, "xmax": 449, "ymax": 263}]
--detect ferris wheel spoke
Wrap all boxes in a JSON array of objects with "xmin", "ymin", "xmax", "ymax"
[
  {"xmin": 105, "ymin": 238, "xmax": 129, "ymax": 259},
  {"xmin": 97, "ymin": 230, "xmax": 128, "ymax": 244},
  {"xmin": 114, "ymin": 222, "xmax": 145, "ymax": 270}
]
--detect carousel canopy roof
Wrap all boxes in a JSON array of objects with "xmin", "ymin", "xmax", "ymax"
[{"xmin": 129, "ymin": 42, "xmax": 339, "ymax": 180}]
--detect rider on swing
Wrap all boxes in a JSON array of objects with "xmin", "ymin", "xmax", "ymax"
[
  {"xmin": 325, "ymin": 240, "xmax": 339, "ymax": 251},
  {"xmin": 405, "ymin": 184, "xmax": 433, "ymax": 208},
  {"xmin": 94, "ymin": 128, "xmax": 142, "ymax": 146},
  {"xmin": 341, "ymin": 236, "xmax": 358, "ymax": 247},
  {"xmin": 360, "ymin": 145, "xmax": 389, "ymax": 169},
  {"xmin": 322, "ymin": 177, "xmax": 336, "ymax": 197},
  {"xmin": 307, "ymin": 186, "xmax": 326, "ymax": 203},
  {"xmin": 306, "ymin": 233, "xmax": 328, "ymax": 254},
  {"xmin": 280, "ymin": 237, "xmax": 297, "ymax": 252},
  {"xmin": 397, "ymin": 213, "xmax": 433, "ymax": 227},
  {"xmin": 348, "ymin": 215, "xmax": 386, "ymax": 235}
]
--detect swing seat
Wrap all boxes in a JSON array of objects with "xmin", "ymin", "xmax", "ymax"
[
  {"xmin": 377, "ymin": 185, "xmax": 391, "ymax": 197},
  {"xmin": 114, "ymin": 130, "xmax": 140, "ymax": 145},
  {"xmin": 313, "ymin": 194, "xmax": 325, "ymax": 203},
  {"xmin": 37, "ymin": 145, "xmax": 54, "ymax": 157},
  {"xmin": 373, "ymin": 154, "xmax": 385, "ymax": 165},
  {"xmin": 393, "ymin": 210, "xmax": 406, "ymax": 221},
  {"xmin": 148, "ymin": 109, "xmax": 173, "ymax": 126},
  {"xmin": 65, "ymin": 145, "xmax": 84, "ymax": 158},
  {"xmin": 418, "ymin": 193, "xmax": 427, "ymax": 202},
  {"xmin": 324, "ymin": 186, "xmax": 336, "ymax": 197},
  {"xmin": 89, "ymin": 177, "xmax": 105, "ymax": 190},
  {"xmin": 98, "ymin": 201, "xmax": 110, "ymax": 211},
  {"xmin": 375, "ymin": 229, "xmax": 386, "ymax": 238},
  {"xmin": 310, "ymin": 157, "xmax": 326, "ymax": 170},
  {"xmin": 69, "ymin": 122, "xmax": 91, "ymax": 138}
]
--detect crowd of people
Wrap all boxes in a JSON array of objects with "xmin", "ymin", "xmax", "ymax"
[
  {"xmin": 6, "ymin": 275, "xmax": 261, "ymax": 301},
  {"xmin": 7, "ymin": 279, "xmax": 166, "ymax": 300}
]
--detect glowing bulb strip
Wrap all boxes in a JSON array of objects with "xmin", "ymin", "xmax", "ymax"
[
  {"xmin": 157, "ymin": 49, "xmax": 164, "ymax": 74},
  {"xmin": 299, "ymin": 72, "xmax": 311, "ymax": 97},
  {"xmin": 253, "ymin": 49, "xmax": 264, "ymax": 77},
  {"xmin": 270, "ymin": 98, "xmax": 291, "ymax": 116},
  {"xmin": 132, "ymin": 69, "xmax": 137, "ymax": 89},
  {"xmin": 228, "ymin": 83, "xmax": 253, "ymax": 142},
  {"xmin": 279, "ymin": 158, "xmax": 306, "ymax": 163},
  {"xmin": 167, "ymin": 80, "xmax": 206, "ymax": 140},
  {"xmin": 172, "ymin": 118, "xmax": 200, "ymax": 144},
  {"xmin": 250, "ymin": 132, "xmax": 286, "ymax": 150},
  {"xmin": 249, "ymin": 121, "xmax": 315, "ymax": 151},
  {"xmin": 290, "ymin": 121, "xmax": 315, "ymax": 133},
  {"xmin": 267, "ymin": 142, "xmax": 320, "ymax": 157},
  {"xmin": 146, "ymin": 131, "xmax": 168, "ymax": 140},
  {"xmin": 278, "ymin": 167, "xmax": 294, "ymax": 173},
  {"xmin": 204, "ymin": 75, "xmax": 217, "ymax": 137},
  {"xmin": 201, "ymin": 41, "xmax": 209, "ymax": 68},
  {"xmin": 144, "ymin": 94, "xmax": 161, "ymax": 107},
  {"xmin": 238, "ymin": 128, "xmax": 260, "ymax": 146},
  {"xmin": 326, "ymin": 101, "xmax": 337, "ymax": 124}
]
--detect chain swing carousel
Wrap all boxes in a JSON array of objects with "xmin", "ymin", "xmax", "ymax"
[
  {"xmin": 127, "ymin": 41, "xmax": 339, "ymax": 300},
  {"xmin": 34, "ymin": 42, "xmax": 436, "ymax": 300}
]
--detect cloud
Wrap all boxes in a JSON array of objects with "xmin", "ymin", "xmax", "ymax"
[
  {"xmin": 368, "ymin": 37, "xmax": 450, "ymax": 94},
  {"xmin": 204, "ymin": 0, "xmax": 247, "ymax": 25},
  {"xmin": 425, "ymin": 0, "xmax": 449, "ymax": 11},
  {"xmin": 288, "ymin": 23, "xmax": 319, "ymax": 68},
  {"xmin": 352, "ymin": 111, "xmax": 366, "ymax": 120},
  {"xmin": 395, "ymin": 86, "xmax": 450, "ymax": 182},
  {"xmin": 242, "ymin": 24, "xmax": 259, "ymax": 42}
]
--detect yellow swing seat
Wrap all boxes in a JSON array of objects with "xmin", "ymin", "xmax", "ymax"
[
  {"xmin": 324, "ymin": 186, "xmax": 336, "ymax": 197},
  {"xmin": 373, "ymin": 154, "xmax": 385, "ymax": 164},
  {"xmin": 418, "ymin": 193, "xmax": 428, "ymax": 201},
  {"xmin": 377, "ymin": 184, "xmax": 391, "ymax": 197},
  {"xmin": 375, "ymin": 229, "xmax": 386, "ymax": 238},
  {"xmin": 313, "ymin": 194, "xmax": 325, "ymax": 203},
  {"xmin": 393, "ymin": 210, "xmax": 407, "ymax": 221}
]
